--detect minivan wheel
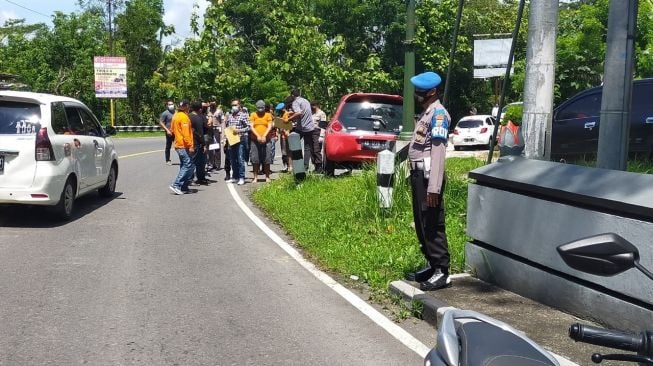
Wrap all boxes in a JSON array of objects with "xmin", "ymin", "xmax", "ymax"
[
  {"xmin": 54, "ymin": 177, "xmax": 75, "ymax": 220},
  {"xmin": 99, "ymin": 163, "xmax": 117, "ymax": 197}
]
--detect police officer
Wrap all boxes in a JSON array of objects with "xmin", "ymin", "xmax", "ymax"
[{"xmin": 405, "ymin": 71, "xmax": 452, "ymax": 291}]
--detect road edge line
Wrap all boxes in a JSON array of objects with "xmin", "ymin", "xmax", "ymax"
[{"xmin": 227, "ymin": 183, "xmax": 431, "ymax": 358}]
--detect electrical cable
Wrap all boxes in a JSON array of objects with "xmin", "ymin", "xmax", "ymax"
[{"xmin": 3, "ymin": 0, "xmax": 50, "ymax": 19}]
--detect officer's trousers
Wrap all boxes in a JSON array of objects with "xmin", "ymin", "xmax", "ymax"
[{"xmin": 410, "ymin": 169, "xmax": 450, "ymax": 271}]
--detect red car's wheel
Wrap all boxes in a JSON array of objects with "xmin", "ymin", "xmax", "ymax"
[{"xmin": 323, "ymin": 144, "xmax": 335, "ymax": 177}]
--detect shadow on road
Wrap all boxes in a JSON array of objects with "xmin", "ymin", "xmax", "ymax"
[{"xmin": 0, "ymin": 192, "xmax": 124, "ymax": 228}]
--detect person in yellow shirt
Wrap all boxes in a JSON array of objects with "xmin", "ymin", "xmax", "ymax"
[
  {"xmin": 169, "ymin": 100, "xmax": 195, "ymax": 195},
  {"xmin": 249, "ymin": 100, "xmax": 274, "ymax": 182}
]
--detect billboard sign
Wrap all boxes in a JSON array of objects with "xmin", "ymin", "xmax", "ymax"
[
  {"xmin": 473, "ymin": 39, "xmax": 513, "ymax": 78},
  {"xmin": 94, "ymin": 56, "xmax": 127, "ymax": 98}
]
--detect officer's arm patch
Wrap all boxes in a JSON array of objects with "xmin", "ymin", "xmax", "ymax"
[{"xmin": 431, "ymin": 108, "xmax": 449, "ymax": 141}]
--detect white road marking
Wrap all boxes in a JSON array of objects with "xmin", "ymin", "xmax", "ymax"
[
  {"xmin": 227, "ymin": 183, "xmax": 431, "ymax": 358},
  {"xmin": 118, "ymin": 149, "xmax": 164, "ymax": 159}
]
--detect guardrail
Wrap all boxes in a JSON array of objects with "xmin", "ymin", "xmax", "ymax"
[{"xmin": 115, "ymin": 126, "xmax": 163, "ymax": 132}]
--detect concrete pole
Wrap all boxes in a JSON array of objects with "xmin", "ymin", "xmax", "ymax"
[
  {"xmin": 442, "ymin": 0, "xmax": 464, "ymax": 107},
  {"xmin": 522, "ymin": 0, "xmax": 559, "ymax": 160},
  {"xmin": 596, "ymin": 0, "xmax": 638, "ymax": 171},
  {"xmin": 400, "ymin": 0, "xmax": 416, "ymax": 142}
]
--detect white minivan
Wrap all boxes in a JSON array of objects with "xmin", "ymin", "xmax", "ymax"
[{"xmin": 0, "ymin": 91, "xmax": 118, "ymax": 219}]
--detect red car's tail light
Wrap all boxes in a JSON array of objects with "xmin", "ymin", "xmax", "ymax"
[
  {"xmin": 35, "ymin": 127, "xmax": 55, "ymax": 161},
  {"xmin": 480, "ymin": 127, "xmax": 488, "ymax": 133},
  {"xmin": 330, "ymin": 120, "xmax": 343, "ymax": 133},
  {"xmin": 453, "ymin": 129, "xmax": 459, "ymax": 135}
]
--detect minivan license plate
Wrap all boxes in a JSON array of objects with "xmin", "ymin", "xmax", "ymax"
[{"xmin": 0, "ymin": 155, "xmax": 4, "ymax": 174}]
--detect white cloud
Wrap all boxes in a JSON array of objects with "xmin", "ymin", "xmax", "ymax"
[
  {"xmin": 0, "ymin": 10, "xmax": 20, "ymax": 26},
  {"xmin": 163, "ymin": 0, "xmax": 210, "ymax": 47}
]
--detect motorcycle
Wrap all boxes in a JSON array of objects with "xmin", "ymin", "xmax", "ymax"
[{"xmin": 424, "ymin": 233, "xmax": 653, "ymax": 366}]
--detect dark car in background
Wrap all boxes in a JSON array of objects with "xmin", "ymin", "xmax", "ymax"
[
  {"xmin": 551, "ymin": 78, "xmax": 653, "ymax": 159},
  {"xmin": 323, "ymin": 93, "xmax": 403, "ymax": 176}
]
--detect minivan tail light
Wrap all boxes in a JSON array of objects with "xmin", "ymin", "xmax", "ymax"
[
  {"xmin": 453, "ymin": 129, "xmax": 459, "ymax": 135},
  {"xmin": 481, "ymin": 127, "xmax": 488, "ymax": 133},
  {"xmin": 331, "ymin": 120, "xmax": 344, "ymax": 133},
  {"xmin": 35, "ymin": 127, "xmax": 55, "ymax": 161}
]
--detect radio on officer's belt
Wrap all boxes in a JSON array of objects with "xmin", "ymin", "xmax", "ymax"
[{"xmin": 414, "ymin": 157, "xmax": 431, "ymax": 180}]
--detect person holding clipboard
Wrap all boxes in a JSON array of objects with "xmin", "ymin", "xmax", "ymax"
[{"xmin": 224, "ymin": 99, "xmax": 251, "ymax": 185}]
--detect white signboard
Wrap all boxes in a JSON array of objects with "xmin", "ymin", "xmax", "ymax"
[
  {"xmin": 474, "ymin": 67, "xmax": 513, "ymax": 78},
  {"xmin": 474, "ymin": 39, "xmax": 513, "ymax": 79},
  {"xmin": 94, "ymin": 56, "xmax": 127, "ymax": 98}
]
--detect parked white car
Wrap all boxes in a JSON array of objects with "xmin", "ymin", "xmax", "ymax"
[
  {"xmin": 0, "ymin": 91, "xmax": 118, "ymax": 219},
  {"xmin": 452, "ymin": 115, "xmax": 496, "ymax": 150}
]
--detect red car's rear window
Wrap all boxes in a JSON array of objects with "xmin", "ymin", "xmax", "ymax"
[{"xmin": 337, "ymin": 98, "xmax": 403, "ymax": 133}]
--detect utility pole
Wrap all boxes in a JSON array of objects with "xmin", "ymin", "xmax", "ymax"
[
  {"xmin": 107, "ymin": 0, "xmax": 115, "ymax": 127},
  {"xmin": 596, "ymin": 0, "xmax": 638, "ymax": 171},
  {"xmin": 522, "ymin": 0, "xmax": 559, "ymax": 160},
  {"xmin": 442, "ymin": 0, "xmax": 464, "ymax": 107},
  {"xmin": 486, "ymin": 0, "xmax": 526, "ymax": 164},
  {"xmin": 400, "ymin": 0, "xmax": 416, "ymax": 142}
]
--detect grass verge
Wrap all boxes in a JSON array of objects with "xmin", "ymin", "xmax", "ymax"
[
  {"xmin": 251, "ymin": 158, "xmax": 483, "ymax": 293},
  {"xmin": 558, "ymin": 154, "xmax": 653, "ymax": 174}
]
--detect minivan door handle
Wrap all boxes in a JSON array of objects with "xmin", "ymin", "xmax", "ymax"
[
  {"xmin": 645, "ymin": 117, "xmax": 653, "ymax": 124},
  {"xmin": 584, "ymin": 122, "xmax": 596, "ymax": 130}
]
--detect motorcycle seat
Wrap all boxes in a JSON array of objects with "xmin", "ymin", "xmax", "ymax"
[{"xmin": 457, "ymin": 321, "xmax": 558, "ymax": 366}]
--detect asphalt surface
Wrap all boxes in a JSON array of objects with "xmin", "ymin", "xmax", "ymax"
[{"xmin": 0, "ymin": 137, "xmax": 428, "ymax": 365}]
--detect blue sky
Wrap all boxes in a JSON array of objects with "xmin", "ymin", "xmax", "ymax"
[{"xmin": 0, "ymin": 0, "xmax": 210, "ymax": 46}]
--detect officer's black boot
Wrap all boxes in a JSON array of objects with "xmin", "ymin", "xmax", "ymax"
[
  {"xmin": 419, "ymin": 267, "xmax": 452, "ymax": 291},
  {"xmin": 405, "ymin": 265, "xmax": 434, "ymax": 282}
]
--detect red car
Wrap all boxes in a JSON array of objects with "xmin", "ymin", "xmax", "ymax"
[{"xmin": 323, "ymin": 93, "xmax": 403, "ymax": 176}]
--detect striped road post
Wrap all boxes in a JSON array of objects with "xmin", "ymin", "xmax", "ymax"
[
  {"xmin": 288, "ymin": 132, "xmax": 306, "ymax": 181},
  {"xmin": 377, "ymin": 149, "xmax": 395, "ymax": 208}
]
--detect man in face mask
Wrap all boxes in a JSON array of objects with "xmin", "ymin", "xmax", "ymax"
[
  {"xmin": 160, "ymin": 100, "xmax": 176, "ymax": 165},
  {"xmin": 225, "ymin": 99, "xmax": 251, "ymax": 185},
  {"xmin": 405, "ymin": 71, "xmax": 452, "ymax": 291}
]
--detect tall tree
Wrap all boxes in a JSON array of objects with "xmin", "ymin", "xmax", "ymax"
[{"xmin": 115, "ymin": 0, "xmax": 166, "ymax": 124}]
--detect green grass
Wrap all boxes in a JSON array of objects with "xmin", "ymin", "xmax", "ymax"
[
  {"xmin": 112, "ymin": 131, "xmax": 164, "ymax": 139},
  {"xmin": 562, "ymin": 155, "xmax": 653, "ymax": 174},
  {"xmin": 251, "ymin": 158, "xmax": 484, "ymax": 292}
]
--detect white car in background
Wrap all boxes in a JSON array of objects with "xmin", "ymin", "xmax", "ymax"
[
  {"xmin": 0, "ymin": 91, "xmax": 118, "ymax": 219},
  {"xmin": 451, "ymin": 114, "xmax": 496, "ymax": 150}
]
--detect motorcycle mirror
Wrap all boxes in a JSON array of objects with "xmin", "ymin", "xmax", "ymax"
[{"xmin": 557, "ymin": 233, "xmax": 639, "ymax": 276}]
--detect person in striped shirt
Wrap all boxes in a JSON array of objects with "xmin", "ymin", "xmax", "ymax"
[{"xmin": 225, "ymin": 99, "xmax": 251, "ymax": 185}]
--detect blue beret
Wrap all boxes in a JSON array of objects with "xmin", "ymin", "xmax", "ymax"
[
  {"xmin": 410, "ymin": 71, "xmax": 442, "ymax": 90},
  {"xmin": 275, "ymin": 102, "xmax": 285, "ymax": 110}
]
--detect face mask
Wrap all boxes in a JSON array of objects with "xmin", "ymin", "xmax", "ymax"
[
  {"xmin": 414, "ymin": 90, "xmax": 429, "ymax": 103},
  {"xmin": 231, "ymin": 106, "xmax": 240, "ymax": 114},
  {"xmin": 167, "ymin": 105, "xmax": 175, "ymax": 112},
  {"xmin": 202, "ymin": 107, "xmax": 208, "ymax": 114}
]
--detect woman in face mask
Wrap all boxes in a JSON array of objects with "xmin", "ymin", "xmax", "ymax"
[{"xmin": 249, "ymin": 100, "xmax": 274, "ymax": 182}]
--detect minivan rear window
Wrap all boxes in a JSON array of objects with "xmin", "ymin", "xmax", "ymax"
[
  {"xmin": 458, "ymin": 119, "xmax": 483, "ymax": 128},
  {"xmin": 339, "ymin": 101, "xmax": 403, "ymax": 133},
  {"xmin": 0, "ymin": 101, "xmax": 42, "ymax": 135}
]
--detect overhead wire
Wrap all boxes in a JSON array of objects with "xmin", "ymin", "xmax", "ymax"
[{"xmin": 2, "ymin": 0, "xmax": 51, "ymax": 19}]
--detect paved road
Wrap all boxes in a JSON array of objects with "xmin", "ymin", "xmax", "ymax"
[{"xmin": 0, "ymin": 137, "xmax": 428, "ymax": 365}]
